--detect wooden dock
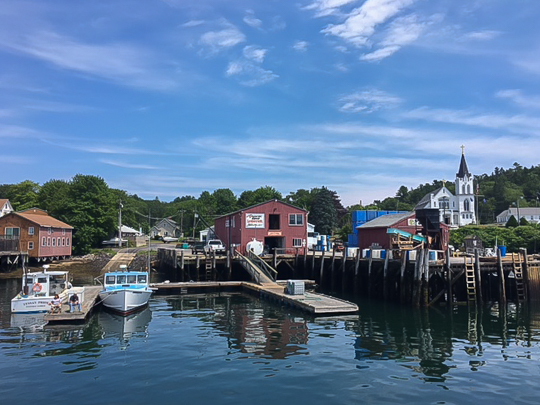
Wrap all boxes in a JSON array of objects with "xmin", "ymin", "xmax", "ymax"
[
  {"xmin": 150, "ymin": 281, "xmax": 358, "ymax": 315},
  {"xmin": 44, "ymin": 286, "xmax": 101, "ymax": 323},
  {"xmin": 100, "ymin": 252, "xmax": 137, "ymax": 275}
]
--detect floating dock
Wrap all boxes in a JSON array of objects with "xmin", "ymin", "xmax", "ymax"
[
  {"xmin": 44, "ymin": 286, "xmax": 101, "ymax": 323},
  {"xmin": 150, "ymin": 281, "xmax": 358, "ymax": 315}
]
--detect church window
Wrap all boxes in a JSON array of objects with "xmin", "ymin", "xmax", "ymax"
[
  {"xmin": 467, "ymin": 185, "xmax": 471, "ymax": 194},
  {"xmin": 462, "ymin": 185, "xmax": 466, "ymax": 194},
  {"xmin": 464, "ymin": 199, "xmax": 470, "ymax": 211}
]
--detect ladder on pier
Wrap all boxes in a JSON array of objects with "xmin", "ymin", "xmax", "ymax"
[
  {"xmin": 204, "ymin": 253, "xmax": 213, "ymax": 281},
  {"xmin": 465, "ymin": 258, "xmax": 477, "ymax": 304},
  {"xmin": 513, "ymin": 253, "xmax": 527, "ymax": 303}
]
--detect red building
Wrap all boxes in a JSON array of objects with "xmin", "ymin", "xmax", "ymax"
[
  {"xmin": 356, "ymin": 212, "xmax": 420, "ymax": 250},
  {"xmin": 0, "ymin": 208, "xmax": 73, "ymax": 261},
  {"xmin": 214, "ymin": 200, "xmax": 308, "ymax": 255}
]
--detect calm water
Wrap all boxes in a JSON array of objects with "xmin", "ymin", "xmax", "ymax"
[{"xmin": 1, "ymin": 278, "xmax": 540, "ymax": 405}]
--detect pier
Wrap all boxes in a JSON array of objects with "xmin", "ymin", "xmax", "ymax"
[
  {"xmin": 157, "ymin": 246, "xmax": 540, "ymax": 307},
  {"xmin": 44, "ymin": 286, "xmax": 101, "ymax": 323}
]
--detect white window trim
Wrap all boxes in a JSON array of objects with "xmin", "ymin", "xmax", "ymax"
[
  {"xmin": 289, "ymin": 214, "xmax": 304, "ymax": 226},
  {"xmin": 28, "ymin": 227, "xmax": 34, "ymax": 235},
  {"xmin": 28, "ymin": 241, "xmax": 34, "ymax": 250},
  {"xmin": 42, "ymin": 237, "xmax": 46, "ymax": 246},
  {"xmin": 292, "ymin": 238, "xmax": 303, "ymax": 247}
]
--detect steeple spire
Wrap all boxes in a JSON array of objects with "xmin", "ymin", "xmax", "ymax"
[{"xmin": 456, "ymin": 147, "xmax": 470, "ymax": 178}]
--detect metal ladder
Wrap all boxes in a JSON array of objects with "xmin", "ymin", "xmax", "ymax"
[
  {"xmin": 513, "ymin": 253, "xmax": 526, "ymax": 303},
  {"xmin": 465, "ymin": 257, "xmax": 477, "ymax": 304}
]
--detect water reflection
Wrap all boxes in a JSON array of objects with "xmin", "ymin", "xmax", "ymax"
[
  {"xmin": 165, "ymin": 293, "xmax": 309, "ymax": 359},
  {"xmin": 97, "ymin": 307, "xmax": 152, "ymax": 349}
]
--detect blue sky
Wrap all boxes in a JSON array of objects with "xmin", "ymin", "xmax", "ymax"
[{"xmin": 1, "ymin": 0, "xmax": 539, "ymax": 206}]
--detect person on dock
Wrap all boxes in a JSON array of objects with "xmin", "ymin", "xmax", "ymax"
[
  {"xmin": 49, "ymin": 294, "xmax": 62, "ymax": 313},
  {"xmin": 69, "ymin": 293, "xmax": 81, "ymax": 313}
]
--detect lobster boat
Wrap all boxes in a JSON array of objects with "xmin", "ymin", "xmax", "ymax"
[
  {"xmin": 98, "ymin": 265, "xmax": 153, "ymax": 315},
  {"xmin": 11, "ymin": 265, "xmax": 75, "ymax": 313}
]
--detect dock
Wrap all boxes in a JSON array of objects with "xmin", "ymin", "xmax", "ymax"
[
  {"xmin": 44, "ymin": 286, "xmax": 101, "ymax": 323},
  {"xmin": 150, "ymin": 281, "xmax": 358, "ymax": 315}
]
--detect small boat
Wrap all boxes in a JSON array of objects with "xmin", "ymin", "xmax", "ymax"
[
  {"xmin": 98, "ymin": 265, "xmax": 153, "ymax": 315},
  {"xmin": 11, "ymin": 265, "xmax": 76, "ymax": 313}
]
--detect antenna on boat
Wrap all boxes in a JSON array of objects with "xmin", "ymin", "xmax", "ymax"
[{"xmin": 43, "ymin": 264, "xmax": 49, "ymax": 272}]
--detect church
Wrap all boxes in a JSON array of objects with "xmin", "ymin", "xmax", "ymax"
[{"xmin": 414, "ymin": 149, "xmax": 476, "ymax": 227}]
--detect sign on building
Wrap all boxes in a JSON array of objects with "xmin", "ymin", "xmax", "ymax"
[{"xmin": 246, "ymin": 213, "xmax": 265, "ymax": 229}]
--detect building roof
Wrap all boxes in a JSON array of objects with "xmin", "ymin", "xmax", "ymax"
[
  {"xmin": 357, "ymin": 212, "xmax": 414, "ymax": 229},
  {"xmin": 414, "ymin": 187, "xmax": 444, "ymax": 210},
  {"xmin": 10, "ymin": 211, "xmax": 73, "ymax": 229},
  {"xmin": 457, "ymin": 152, "xmax": 471, "ymax": 178},
  {"xmin": 150, "ymin": 217, "xmax": 178, "ymax": 230},
  {"xmin": 121, "ymin": 225, "xmax": 142, "ymax": 235},
  {"xmin": 497, "ymin": 207, "xmax": 540, "ymax": 218},
  {"xmin": 0, "ymin": 199, "xmax": 9, "ymax": 207},
  {"xmin": 216, "ymin": 199, "xmax": 308, "ymax": 220}
]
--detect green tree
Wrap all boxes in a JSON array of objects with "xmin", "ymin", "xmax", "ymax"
[
  {"xmin": 38, "ymin": 180, "xmax": 70, "ymax": 218},
  {"xmin": 506, "ymin": 215, "xmax": 518, "ymax": 228},
  {"xmin": 5, "ymin": 180, "xmax": 40, "ymax": 210},
  {"xmin": 310, "ymin": 186, "xmax": 337, "ymax": 235},
  {"xmin": 212, "ymin": 188, "xmax": 237, "ymax": 216}
]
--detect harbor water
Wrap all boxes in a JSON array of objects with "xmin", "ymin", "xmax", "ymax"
[{"xmin": 1, "ymin": 278, "xmax": 540, "ymax": 405}]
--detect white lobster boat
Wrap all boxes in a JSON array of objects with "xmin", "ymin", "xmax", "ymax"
[
  {"xmin": 98, "ymin": 265, "xmax": 153, "ymax": 315},
  {"xmin": 11, "ymin": 265, "xmax": 75, "ymax": 313}
]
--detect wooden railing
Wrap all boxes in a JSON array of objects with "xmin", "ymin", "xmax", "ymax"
[{"xmin": 0, "ymin": 235, "xmax": 20, "ymax": 252}]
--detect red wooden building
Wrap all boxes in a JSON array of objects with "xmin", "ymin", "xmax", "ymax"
[
  {"xmin": 0, "ymin": 208, "xmax": 73, "ymax": 261},
  {"xmin": 214, "ymin": 200, "xmax": 308, "ymax": 255}
]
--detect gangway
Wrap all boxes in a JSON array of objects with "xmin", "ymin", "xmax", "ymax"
[{"xmin": 236, "ymin": 251, "xmax": 277, "ymax": 285}]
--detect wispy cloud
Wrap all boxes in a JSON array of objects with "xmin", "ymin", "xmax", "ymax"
[
  {"xmin": 183, "ymin": 20, "xmax": 205, "ymax": 28},
  {"xmin": 243, "ymin": 46, "xmax": 267, "ymax": 63},
  {"xmin": 226, "ymin": 46, "xmax": 277, "ymax": 87},
  {"xmin": 321, "ymin": 0, "xmax": 416, "ymax": 47},
  {"xmin": 42, "ymin": 139, "xmax": 178, "ymax": 156},
  {"xmin": 293, "ymin": 40, "xmax": 309, "ymax": 52},
  {"xmin": 100, "ymin": 159, "xmax": 164, "ymax": 170},
  {"xmin": 496, "ymin": 89, "xmax": 540, "ymax": 110},
  {"xmin": 243, "ymin": 10, "xmax": 262, "ymax": 29},
  {"xmin": 338, "ymin": 89, "xmax": 402, "ymax": 113},
  {"xmin": 0, "ymin": 31, "xmax": 179, "ymax": 91},
  {"xmin": 304, "ymin": 0, "xmax": 358, "ymax": 18},
  {"xmin": 199, "ymin": 24, "xmax": 246, "ymax": 54},
  {"xmin": 462, "ymin": 30, "xmax": 501, "ymax": 41}
]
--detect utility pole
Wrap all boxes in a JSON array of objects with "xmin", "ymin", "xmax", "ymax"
[
  {"xmin": 118, "ymin": 200, "xmax": 123, "ymax": 248},
  {"xmin": 179, "ymin": 209, "xmax": 185, "ymax": 238}
]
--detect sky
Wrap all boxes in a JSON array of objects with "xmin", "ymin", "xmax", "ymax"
[{"xmin": 1, "ymin": 0, "xmax": 540, "ymax": 207}]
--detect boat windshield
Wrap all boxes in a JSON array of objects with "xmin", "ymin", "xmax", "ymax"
[
  {"xmin": 138, "ymin": 275, "xmax": 147, "ymax": 284},
  {"xmin": 116, "ymin": 275, "xmax": 127, "ymax": 284},
  {"xmin": 105, "ymin": 275, "xmax": 115, "ymax": 284},
  {"xmin": 127, "ymin": 275, "xmax": 137, "ymax": 284}
]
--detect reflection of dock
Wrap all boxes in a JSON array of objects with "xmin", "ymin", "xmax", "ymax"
[
  {"xmin": 151, "ymin": 281, "xmax": 358, "ymax": 315},
  {"xmin": 44, "ymin": 286, "xmax": 101, "ymax": 323}
]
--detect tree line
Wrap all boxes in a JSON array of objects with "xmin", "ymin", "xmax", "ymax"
[{"xmin": 0, "ymin": 176, "xmax": 345, "ymax": 255}]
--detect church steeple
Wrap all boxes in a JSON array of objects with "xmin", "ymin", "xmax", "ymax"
[{"xmin": 456, "ymin": 145, "xmax": 470, "ymax": 178}]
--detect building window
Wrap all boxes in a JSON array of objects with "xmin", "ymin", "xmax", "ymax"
[
  {"xmin": 464, "ymin": 199, "xmax": 470, "ymax": 212},
  {"xmin": 269, "ymin": 214, "xmax": 280, "ymax": 230},
  {"xmin": 62, "ymin": 229, "xmax": 66, "ymax": 235},
  {"xmin": 289, "ymin": 214, "xmax": 303, "ymax": 226},
  {"xmin": 28, "ymin": 241, "xmax": 34, "ymax": 250},
  {"xmin": 47, "ymin": 237, "xmax": 51, "ymax": 246},
  {"xmin": 28, "ymin": 227, "xmax": 34, "ymax": 235},
  {"xmin": 5, "ymin": 227, "xmax": 20, "ymax": 238},
  {"xmin": 48, "ymin": 227, "xmax": 52, "ymax": 235},
  {"xmin": 52, "ymin": 238, "xmax": 56, "ymax": 247},
  {"xmin": 66, "ymin": 238, "xmax": 70, "ymax": 246},
  {"xmin": 57, "ymin": 237, "xmax": 61, "ymax": 246},
  {"xmin": 292, "ymin": 238, "xmax": 303, "ymax": 247},
  {"xmin": 42, "ymin": 237, "xmax": 46, "ymax": 246},
  {"xmin": 62, "ymin": 238, "xmax": 65, "ymax": 246}
]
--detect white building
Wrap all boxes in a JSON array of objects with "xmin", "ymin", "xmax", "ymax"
[
  {"xmin": 496, "ymin": 207, "xmax": 540, "ymax": 225},
  {"xmin": 415, "ymin": 151, "xmax": 476, "ymax": 227},
  {"xmin": 0, "ymin": 199, "xmax": 13, "ymax": 218}
]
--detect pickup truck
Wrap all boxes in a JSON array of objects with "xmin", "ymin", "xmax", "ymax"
[{"xmin": 204, "ymin": 239, "xmax": 226, "ymax": 254}]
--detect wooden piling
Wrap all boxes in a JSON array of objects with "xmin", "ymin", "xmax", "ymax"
[
  {"xmin": 497, "ymin": 248, "xmax": 507, "ymax": 304},
  {"xmin": 331, "ymin": 248, "xmax": 336, "ymax": 291},
  {"xmin": 474, "ymin": 249, "xmax": 483, "ymax": 305},
  {"xmin": 383, "ymin": 249, "xmax": 389, "ymax": 301},
  {"xmin": 319, "ymin": 250, "xmax": 326, "ymax": 285},
  {"xmin": 196, "ymin": 256, "xmax": 200, "ymax": 282},
  {"xmin": 354, "ymin": 250, "xmax": 361, "ymax": 293},
  {"xmin": 400, "ymin": 252, "xmax": 407, "ymax": 304},
  {"xmin": 422, "ymin": 249, "xmax": 429, "ymax": 307},
  {"xmin": 521, "ymin": 248, "xmax": 530, "ymax": 302}
]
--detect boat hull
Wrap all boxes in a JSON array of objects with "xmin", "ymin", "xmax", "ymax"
[
  {"xmin": 11, "ymin": 294, "xmax": 66, "ymax": 313},
  {"xmin": 99, "ymin": 289, "xmax": 152, "ymax": 315}
]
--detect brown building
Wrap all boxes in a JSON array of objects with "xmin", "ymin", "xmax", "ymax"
[
  {"xmin": 0, "ymin": 208, "xmax": 73, "ymax": 261},
  {"xmin": 356, "ymin": 212, "xmax": 420, "ymax": 251},
  {"xmin": 214, "ymin": 200, "xmax": 308, "ymax": 255}
]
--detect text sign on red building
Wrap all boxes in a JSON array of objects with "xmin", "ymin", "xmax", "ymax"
[{"xmin": 246, "ymin": 213, "xmax": 265, "ymax": 228}]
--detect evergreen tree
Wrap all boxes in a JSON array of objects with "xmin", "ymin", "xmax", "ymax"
[
  {"xmin": 310, "ymin": 186, "xmax": 337, "ymax": 235},
  {"xmin": 506, "ymin": 215, "xmax": 519, "ymax": 228}
]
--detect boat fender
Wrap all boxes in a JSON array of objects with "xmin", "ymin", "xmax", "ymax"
[{"xmin": 32, "ymin": 283, "xmax": 42, "ymax": 292}]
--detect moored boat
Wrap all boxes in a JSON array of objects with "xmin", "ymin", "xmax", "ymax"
[
  {"xmin": 11, "ymin": 265, "xmax": 75, "ymax": 313},
  {"xmin": 98, "ymin": 265, "xmax": 153, "ymax": 315}
]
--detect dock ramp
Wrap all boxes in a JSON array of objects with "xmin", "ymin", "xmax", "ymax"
[
  {"xmin": 100, "ymin": 251, "xmax": 137, "ymax": 275},
  {"xmin": 236, "ymin": 252, "xmax": 277, "ymax": 285}
]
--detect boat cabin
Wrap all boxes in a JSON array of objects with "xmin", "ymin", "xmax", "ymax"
[
  {"xmin": 22, "ymin": 268, "xmax": 70, "ymax": 297},
  {"xmin": 105, "ymin": 272, "xmax": 148, "ymax": 287}
]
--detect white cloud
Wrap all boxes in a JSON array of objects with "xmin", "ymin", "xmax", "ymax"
[
  {"xmin": 496, "ymin": 89, "xmax": 540, "ymax": 110},
  {"xmin": 243, "ymin": 46, "xmax": 267, "ymax": 63},
  {"xmin": 225, "ymin": 61, "xmax": 278, "ymax": 87},
  {"xmin": 199, "ymin": 25, "xmax": 246, "ymax": 53},
  {"xmin": 183, "ymin": 20, "xmax": 205, "ymax": 28},
  {"xmin": 243, "ymin": 10, "xmax": 262, "ymax": 29},
  {"xmin": 304, "ymin": 0, "xmax": 359, "ymax": 18},
  {"xmin": 462, "ymin": 30, "xmax": 501, "ymax": 41},
  {"xmin": 100, "ymin": 159, "xmax": 163, "ymax": 170},
  {"xmin": 0, "ymin": 31, "xmax": 178, "ymax": 91},
  {"xmin": 338, "ymin": 89, "xmax": 402, "ymax": 113},
  {"xmin": 360, "ymin": 45, "xmax": 400, "ymax": 61},
  {"xmin": 293, "ymin": 41, "xmax": 309, "ymax": 52},
  {"xmin": 322, "ymin": 0, "xmax": 416, "ymax": 47}
]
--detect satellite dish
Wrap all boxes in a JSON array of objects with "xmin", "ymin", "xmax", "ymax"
[{"xmin": 246, "ymin": 238, "xmax": 264, "ymax": 256}]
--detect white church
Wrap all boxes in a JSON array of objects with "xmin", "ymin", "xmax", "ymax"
[{"xmin": 415, "ymin": 149, "xmax": 476, "ymax": 227}]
